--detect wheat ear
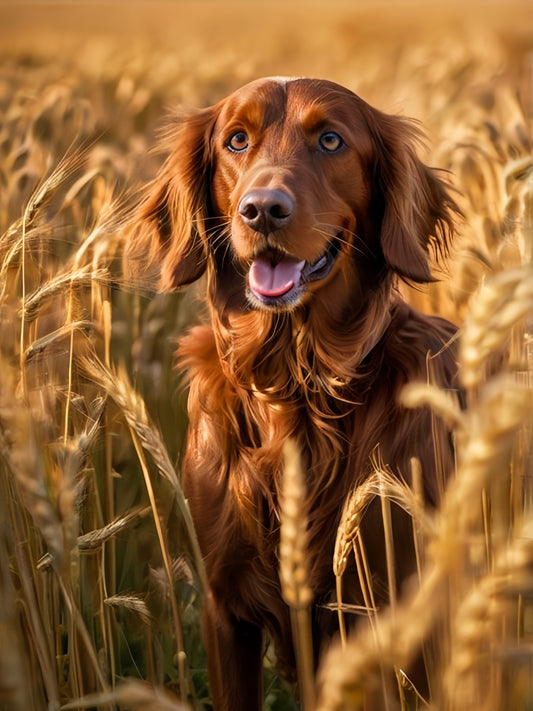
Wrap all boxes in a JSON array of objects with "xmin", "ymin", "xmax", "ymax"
[{"xmin": 280, "ymin": 438, "xmax": 315, "ymax": 710}]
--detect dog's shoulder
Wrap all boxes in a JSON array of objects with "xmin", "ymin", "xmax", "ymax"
[{"xmin": 376, "ymin": 299, "xmax": 458, "ymax": 388}]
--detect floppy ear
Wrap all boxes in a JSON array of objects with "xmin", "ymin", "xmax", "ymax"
[
  {"xmin": 368, "ymin": 110, "xmax": 459, "ymax": 283},
  {"xmin": 124, "ymin": 105, "xmax": 217, "ymax": 291}
]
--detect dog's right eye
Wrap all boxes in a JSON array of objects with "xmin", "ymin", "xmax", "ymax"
[
  {"xmin": 318, "ymin": 131, "xmax": 344, "ymax": 153},
  {"xmin": 227, "ymin": 131, "xmax": 249, "ymax": 153}
]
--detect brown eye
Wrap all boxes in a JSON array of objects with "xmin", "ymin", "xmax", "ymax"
[
  {"xmin": 319, "ymin": 131, "xmax": 343, "ymax": 153},
  {"xmin": 228, "ymin": 131, "xmax": 249, "ymax": 153}
]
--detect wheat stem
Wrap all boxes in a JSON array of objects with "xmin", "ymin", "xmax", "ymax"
[
  {"xmin": 129, "ymin": 426, "xmax": 189, "ymax": 698},
  {"xmin": 280, "ymin": 439, "xmax": 315, "ymax": 710}
]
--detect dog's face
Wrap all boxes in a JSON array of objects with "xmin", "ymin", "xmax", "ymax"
[
  {"xmin": 210, "ymin": 78, "xmax": 375, "ymax": 309},
  {"xmin": 128, "ymin": 77, "xmax": 457, "ymax": 314}
]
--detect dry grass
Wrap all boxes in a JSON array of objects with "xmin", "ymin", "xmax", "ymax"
[{"xmin": 0, "ymin": 2, "xmax": 532, "ymax": 709}]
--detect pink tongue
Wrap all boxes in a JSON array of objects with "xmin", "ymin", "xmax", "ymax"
[{"xmin": 249, "ymin": 256, "xmax": 306, "ymax": 298}]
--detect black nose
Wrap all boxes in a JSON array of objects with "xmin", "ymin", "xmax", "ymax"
[{"xmin": 238, "ymin": 188, "xmax": 294, "ymax": 235}]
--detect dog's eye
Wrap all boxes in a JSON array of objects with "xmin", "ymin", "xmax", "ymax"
[
  {"xmin": 227, "ymin": 131, "xmax": 249, "ymax": 153},
  {"xmin": 318, "ymin": 131, "xmax": 344, "ymax": 153}
]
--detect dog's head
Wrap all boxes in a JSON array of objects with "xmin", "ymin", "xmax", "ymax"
[{"xmin": 126, "ymin": 77, "xmax": 458, "ymax": 314}]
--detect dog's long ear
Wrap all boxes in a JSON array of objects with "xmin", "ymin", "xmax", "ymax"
[
  {"xmin": 367, "ymin": 109, "xmax": 460, "ymax": 283},
  {"xmin": 124, "ymin": 105, "xmax": 217, "ymax": 291}
]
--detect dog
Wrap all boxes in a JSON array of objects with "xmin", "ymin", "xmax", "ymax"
[{"xmin": 125, "ymin": 77, "xmax": 460, "ymax": 710}]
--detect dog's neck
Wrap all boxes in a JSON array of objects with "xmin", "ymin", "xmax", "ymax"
[{"xmin": 209, "ymin": 285, "xmax": 394, "ymax": 408}]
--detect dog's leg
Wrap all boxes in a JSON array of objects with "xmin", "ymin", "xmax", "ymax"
[{"xmin": 202, "ymin": 592, "xmax": 263, "ymax": 711}]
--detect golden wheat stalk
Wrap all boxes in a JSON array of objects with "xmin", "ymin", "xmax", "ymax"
[
  {"xmin": 333, "ymin": 471, "xmax": 386, "ymax": 648},
  {"xmin": 55, "ymin": 572, "xmax": 113, "ymax": 706},
  {"xmin": 401, "ymin": 383, "xmax": 465, "ymax": 430},
  {"xmin": 22, "ymin": 320, "xmax": 94, "ymax": 360},
  {"xmin": 129, "ymin": 426, "xmax": 190, "ymax": 698},
  {"xmin": 334, "ymin": 472, "xmax": 382, "ymax": 582},
  {"xmin": 20, "ymin": 267, "xmax": 109, "ymax": 320},
  {"xmin": 334, "ymin": 466, "xmax": 434, "ymax": 581},
  {"xmin": 0, "ymin": 468, "xmax": 61, "ymax": 708},
  {"xmin": 81, "ymin": 355, "xmax": 207, "ymax": 699},
  {"xmin": 460, "ymin": 264, "xmax": 533, "ymax": 390},
  {"xmin": 0, "ymin": 360, "xmax": 64, "ymax": 562},
  {"xmin": 104, "ymin": 593, "xmax": 153, "ymax": 625},
  {"xmin": 81, "ymin": 357, "xmax": 199, "ymax": 508},
  {"xmin": 60, "ymin": 678, "xmax": 188, "ymax": 711},
  {"xmin": 332, "ymin": 456, "xmax": 437, "ymax": 705},
  {"xmin": 0, "ymin": 529, "xmax": 32, "ymax": 710},
  {"xmin": 316, "ymin": 562, "xmax": 445, "ymax": 711},
  {"xmin": 445, "ymin": 519, "xmax": 533, "ymax": 709},
  {"xmin": 36, "ymin": 506, "xmax": 151, "ymax": 572},
  {"xmin": 80, "ymin": 505, "xmax": 152, "ymax": 550},
  {"xmin": 280, "ymin": 438, "xmax": 316, "ymax": 711},
  {"xmin": 13, "ymin": 152, "xmax": 88, "ymax": 395},
  {"xmin": 0, "ymin": 153, "xmax": 78, "ymax": 276}
]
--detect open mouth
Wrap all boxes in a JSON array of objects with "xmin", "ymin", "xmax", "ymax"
[{"xmin": 248, "ymin": 237, "xmax": 342, "ymax": 307}]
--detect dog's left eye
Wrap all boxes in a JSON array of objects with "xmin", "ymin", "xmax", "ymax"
[
  {"xmin": 227, "ymin": 131, "xmax": 249, "ymax": 153},
  {"xmin": 318, "ymin": 131, "xmax": 344, "ymax": 153}
]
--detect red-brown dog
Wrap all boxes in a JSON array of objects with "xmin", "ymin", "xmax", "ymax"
[{"xmin": 126, "ymin": 77, "xmax": 459, "ymax": 710}]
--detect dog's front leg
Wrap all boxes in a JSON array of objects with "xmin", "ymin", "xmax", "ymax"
[{"xmin": 202, "ymin": 591, "xmax": 264, "ymax": 711}]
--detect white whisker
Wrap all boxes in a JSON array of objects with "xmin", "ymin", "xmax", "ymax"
[{"xmin": 312, "ymin": 221, "xmax": 375, "ymax": 259}]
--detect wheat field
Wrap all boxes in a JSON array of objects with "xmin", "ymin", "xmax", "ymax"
[{"xmin": 0, "ymin": 1, "xmax": 532, "ymax": 709}]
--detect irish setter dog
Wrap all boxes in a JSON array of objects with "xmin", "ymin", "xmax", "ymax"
[{"xmin": 126, "ymin": 77, "xmax": 460, "ymax": 709}]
